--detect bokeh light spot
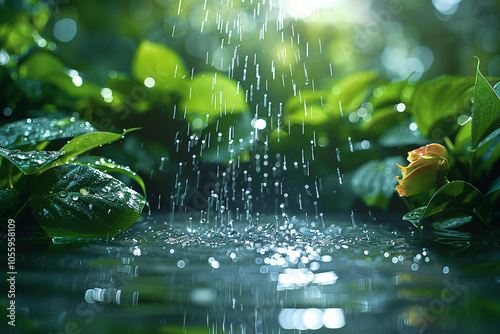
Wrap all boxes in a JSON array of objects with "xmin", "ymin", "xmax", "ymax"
[{"xmin": 53, "ymin": 18, "xmax": 77, "ymax": 43}]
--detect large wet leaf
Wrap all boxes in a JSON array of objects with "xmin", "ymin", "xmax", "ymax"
[
  {"xmin": 0, "ymin": 147, "xmax": 65, "ymax": 175},
  {"xmin": 132, "ymin": 40, "xmax": 187, "ymax": 94},
  {"xmin": 411, "ymin": 75, "xmax": 474, "ymax": 139},
  {"xmin": 351, "ymin": 156, "xmax": 406, "ymax": 209},
  {"xmin": 181, "ymin": 72, "xmax": 249, "ymax": 120},
  {"xmin": 422, "ymin": 181, "xmax": 483, "ymax": 223},
  {"xmin": 30, "ymin": 164, "xmax": 146, "ymax": 238},
  {"xmin": 0, "ymin": 117, "xmax": 96, "ymax": 149},
  {"xmin": 471, "ymin": 60, "xmax": 500, "ymax": 149},
  {"xmin": 404, "ymin": 182, "xmax": 483, "ymax": 231},
  {"xmin": 74, "ymin": 155, "xmax": 146, "ymax": 195}
]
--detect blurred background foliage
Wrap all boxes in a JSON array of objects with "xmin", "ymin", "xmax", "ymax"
[{"xmin": 1, "ymin": 0, "xmax": 500, "ymax": 217}]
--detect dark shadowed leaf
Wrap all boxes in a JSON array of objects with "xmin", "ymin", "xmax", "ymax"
[
  {"xmin": 351, "ymin": 156, "xmax": 406, "ymax": 209},
  {"xmin": 30, "ymin": 164, "xmax": 146, "ymax": 238},
  {"xmin": 378, "ymin": 119, "xmax": 430, "ymax": 147},
  {"xmin": 0, "ymin": 188, "xmax": 19, "ymax": 213},
  {"xmin": 18, "ymin": 52, "xmax": 100, "ymax": 98},
  {"xmin": 487, "ymin": 176, "xmax": 500, "ymax": 196}
]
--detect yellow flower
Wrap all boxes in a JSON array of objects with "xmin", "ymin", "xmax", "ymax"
[{"xmin": 396, "ymin": 144, "xmax": 449, "ymax": 197}]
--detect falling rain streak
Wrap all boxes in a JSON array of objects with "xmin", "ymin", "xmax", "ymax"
[{"xmin": 163, "ymin": 0, "xmax": 359, "ymax": 234}]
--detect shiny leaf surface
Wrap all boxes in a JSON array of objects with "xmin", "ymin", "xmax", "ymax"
[{"xmin": 30, "ymin": 164, "xmax": 146, "ymax": 238}]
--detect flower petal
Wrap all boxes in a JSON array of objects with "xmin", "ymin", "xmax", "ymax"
[
  {"xmin": 407, "ymin": 143, "xmax": 448, "ymax": 162},
  {"xmin": 395, "ymin": 144, "xmax": 449, "ymax": 197}
]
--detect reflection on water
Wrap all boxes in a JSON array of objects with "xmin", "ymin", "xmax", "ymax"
[
  {"xmin": 279, "ymin": 307, "xmax": 346, "ymax": 330},
  {"xmin": 11, "ymin": 215, "xmax": 500, "ymax": 333}
]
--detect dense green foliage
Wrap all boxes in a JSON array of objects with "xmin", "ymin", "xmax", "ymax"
[{"xmin": 1, "ymin": 0, "xmax": 500, "ymax": 240}]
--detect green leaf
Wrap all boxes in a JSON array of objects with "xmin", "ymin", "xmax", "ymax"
[
  {"xmin": 422, "ymin": 181, "xmax": 483, "ymax": 222},
  {"xmin": 453, "ymin": 121, "xmax": 472, "ymax": 157},
  {"xmin": 181, "ymin": 72, "xmax": 249, "ymax": 121},
  {"xmin": 284, "ymin": 71, "xmax": 378, "ymax": 126},
  {"xmin": 329, "ymin": 70, "xmax": 379, "ymax": 114},
  {"xmin": 132, "ymin": 40, "xmax": 187, "ymax": 94},
  {"xmin": 36, "ymin": 128, "xmax": 140, "ymax": 175},
  {"xmin": 74, "ymin": 155, "xmax": 146, "ymax": 195},
  {"xmin": 432, "ymin": 215, "xmax": 474, "ymax": 230},
  {"xmin": 411, "ymin": 75, "xmax": 475, "ymax": 139},
  {"xmin": 402, "ymin": 206, "xmax": 427, "ymax": 230},
  {"xmin": 356, "ymin": 106, "xmax": 407, "ymax": 138},
  {"xmin": 471, "ymin": 59, "xmax": 500, "ymax": 149},
  {"xmin": 0, "ymin": 117, "xmax": 96, "ymax": 149},
  {"xmin": 285, "ymin": 90, "xmax": 331, "ymax": 125},
  {"xmin": 481, "ymin": 177, "xmax": 500, "ymax": 225},
  {"xmin": 351, "ymin": 156, "xmax": 406, "ymax": 209},
  {"xmin": 18, "ymin": 52, "xmax": 100, "ymax": 98},
  {"xmin": 0, "ymin": 147, "xmax": 65, "ymax": 175},
  {"xmin": 487, "ymin": 176, "xmax": 500, "ymax": 196},
  {"xmin": 474, "ymin": 132, "xmax": 500, "ymax": 175},
  {"xmin": 106, "ymin": 73, "xmax": 161, "ymax": 113},
  {"xmin": 370, "ymin": 80, "xmax": 414, "ymax": 107},
  {"xmin": 30, "ymin": 164, "xmax": 146, "ymax": 238},
  {"xmin": 63, "ymin": 128, "xmax": 139, "ymax": 162}
]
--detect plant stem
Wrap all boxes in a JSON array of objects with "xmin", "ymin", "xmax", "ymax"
[
  {"xmin": 8, "ymin": 163, "xmax": 14, "ymax": 189},
  {"xmin": 13, "ymin": 199, "xmax": 30, "ymax": 221},
  {"xmin": 469, "ymin": 150, "xmax": 476, "ymax": 183},
  {"xmin": 473, "ymin": 207, "xmax": 490, "ymax": 227}
]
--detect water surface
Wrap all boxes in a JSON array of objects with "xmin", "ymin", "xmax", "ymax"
[{"xmin": 11, "ymin": 215, "xmax": 500, "ymax": 333}]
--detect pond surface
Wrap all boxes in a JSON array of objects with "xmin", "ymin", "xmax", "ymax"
[{"xmin": 11, "ymin": 214, "xmax": 500, "ymax": 334}]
